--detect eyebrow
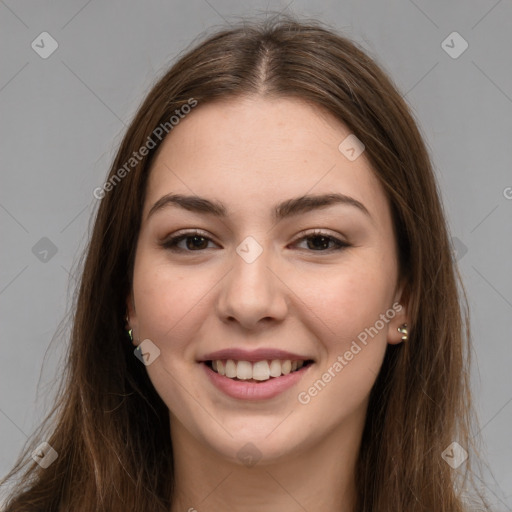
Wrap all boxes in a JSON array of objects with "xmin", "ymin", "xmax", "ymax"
[{"xmin": 147, "ymin": 192, "xmax": 371, "ymax": 222}]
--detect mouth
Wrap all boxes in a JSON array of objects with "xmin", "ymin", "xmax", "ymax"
[{"xmin": 204, "ymin": 358, "xmax": 315, "ymax": 383}]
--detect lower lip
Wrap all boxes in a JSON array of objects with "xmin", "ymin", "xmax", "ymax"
[{"xmin": 200, "ymin": 362, "xmax": 313, "ymax": 401}]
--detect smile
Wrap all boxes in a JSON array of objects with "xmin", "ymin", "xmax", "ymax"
[
  {"xmin": 206, "ymin": 359, "xmax": 313, "ymax": 382},
  {"xmin": 201, "ymin": 358, "xmax": 314, "ymax": 401}
]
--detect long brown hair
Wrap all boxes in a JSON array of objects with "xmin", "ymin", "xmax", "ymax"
[{"xmin": 1, "ymin": 15, "xmax": 488, "ymax": 511}]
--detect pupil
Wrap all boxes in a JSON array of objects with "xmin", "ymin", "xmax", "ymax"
[
  {"xmin": 187, "ymin": 235, "xmax": 207, "ymax": 250},
  {"xmin": 308, "ymin": 235, "xmax": 329, "ymax": 250}
]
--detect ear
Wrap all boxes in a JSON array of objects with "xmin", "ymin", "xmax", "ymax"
[
  {"xmin": 125, "ymin": 291, "xmax": 138, "ymax": 346},
  {"xmin": 387, "ymin": 282, "xmax": 410, "ymax": 345}
]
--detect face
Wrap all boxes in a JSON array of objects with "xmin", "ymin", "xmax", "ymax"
[{"xmin": 127, "ymin": 96, "xmax": 408, "ymax": 464}]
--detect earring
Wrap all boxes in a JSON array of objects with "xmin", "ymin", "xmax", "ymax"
[
  {"xmin": 397, "ymin": 323, "xmax": 408, "ymax": 342},
  {"xmin": 125, "ymin": 315, "xmax": 133, "ymax": 342}
]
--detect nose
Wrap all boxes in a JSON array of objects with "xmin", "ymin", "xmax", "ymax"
[{"xmin": 215, "ymin": 243, "xmax": 288, "ymax": 331}]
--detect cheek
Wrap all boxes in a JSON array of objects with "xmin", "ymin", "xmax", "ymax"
[
  {"xmin": 132, "ymin": 257, "xmax": 213, "ymax": 409},
  {"xmin": 295, "ymin": 253, "xmax": 396, "ymax": 406},
  {"xmin": 296, "ymin": 266, "xmax": 392, "ymax": 418},
  {"xmin": 298, "ymin": 254, "xmax": 396, "ymax": 342},
  {"xmin": 132, "ymin": 254, "xmax": 212, "ymax": 355}
]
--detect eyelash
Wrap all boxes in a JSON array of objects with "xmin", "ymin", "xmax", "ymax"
[{"xmin": 160, "ymin": 229, "xmax": 350, "ymax": 254}]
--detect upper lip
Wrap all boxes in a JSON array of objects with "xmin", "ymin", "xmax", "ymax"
[{"xmin": 198, "ymin": 348, "xmax": 314, "ymax": 363}]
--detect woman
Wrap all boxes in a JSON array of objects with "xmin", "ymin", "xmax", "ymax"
[{"xmin": 1, "ymin": 15, "xmax": 488, "ymax": 512}]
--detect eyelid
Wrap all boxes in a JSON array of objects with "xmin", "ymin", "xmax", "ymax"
[
  {"xmin": 291, "ymin": 228, "xmax": 347, "ymax": 244},
  {"xmin": 160, "ymin": 228, "xmax": 220, "ymax": 249},
  {"xmin": 290, "ymin": 229, "xmax": 349, "ymax": 252},
  {"xmin": 164, "ymin": 228, "xmax": 213, "ymax": 240}
]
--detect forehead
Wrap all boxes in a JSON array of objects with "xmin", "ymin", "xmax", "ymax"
[{"xmin": 143, "ymin": 96, "xmax": 390, "ymax": 226}]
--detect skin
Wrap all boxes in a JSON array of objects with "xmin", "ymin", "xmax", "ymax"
[{"xmin": 126, "ymin": 96, "xmax": 409, "ymax": 512}]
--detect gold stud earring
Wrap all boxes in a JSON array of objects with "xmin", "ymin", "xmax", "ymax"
[
  {"xmin": 397, "ymin": 323, "xmax": 408, "ymax": 342},
  {"xmin": 125, "ymin": 315, "xmax": 133, "ymax": 342}
]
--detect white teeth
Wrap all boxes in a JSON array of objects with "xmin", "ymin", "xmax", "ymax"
[
  {"xmin": 225, "ymin": 359, "xmax": 237, "ymax": 378},
  {"xmin": 236, "ymin": 360, "xmax": 252, "ymax": 380},
  {"xmin": 210, "ymin": 359, "xmax": 308, "ymax": 380},
  {"xmin": 252, "ymin": 361, "xmax": 270, "ymax": 381},
  {"xmin": 269, "ymin": 360, "xmax": 282, "ymax": 377},
  {"xmin": 281, "ymin": 360, "xmax": 292, "ymax": 375}
]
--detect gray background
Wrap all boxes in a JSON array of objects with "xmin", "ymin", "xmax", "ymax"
[{"xmin": 1, "ymin": 0, "xmax": 511, "ymax": 508}]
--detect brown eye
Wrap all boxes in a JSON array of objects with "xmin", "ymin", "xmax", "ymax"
[
  {"xmin": 306, "ymin": 234, "xmax": 334, "ymax": 251},
  {"xmin": 183, "ymin": 235, "xmax": 209, "ymax": 250},
  {"xmin": 294, "ymin": 231, "xmax": 349, "ymax": 252},
  {"xmin": 161, "ymin": 231, "xmax": 217, "ymax": 252}
]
